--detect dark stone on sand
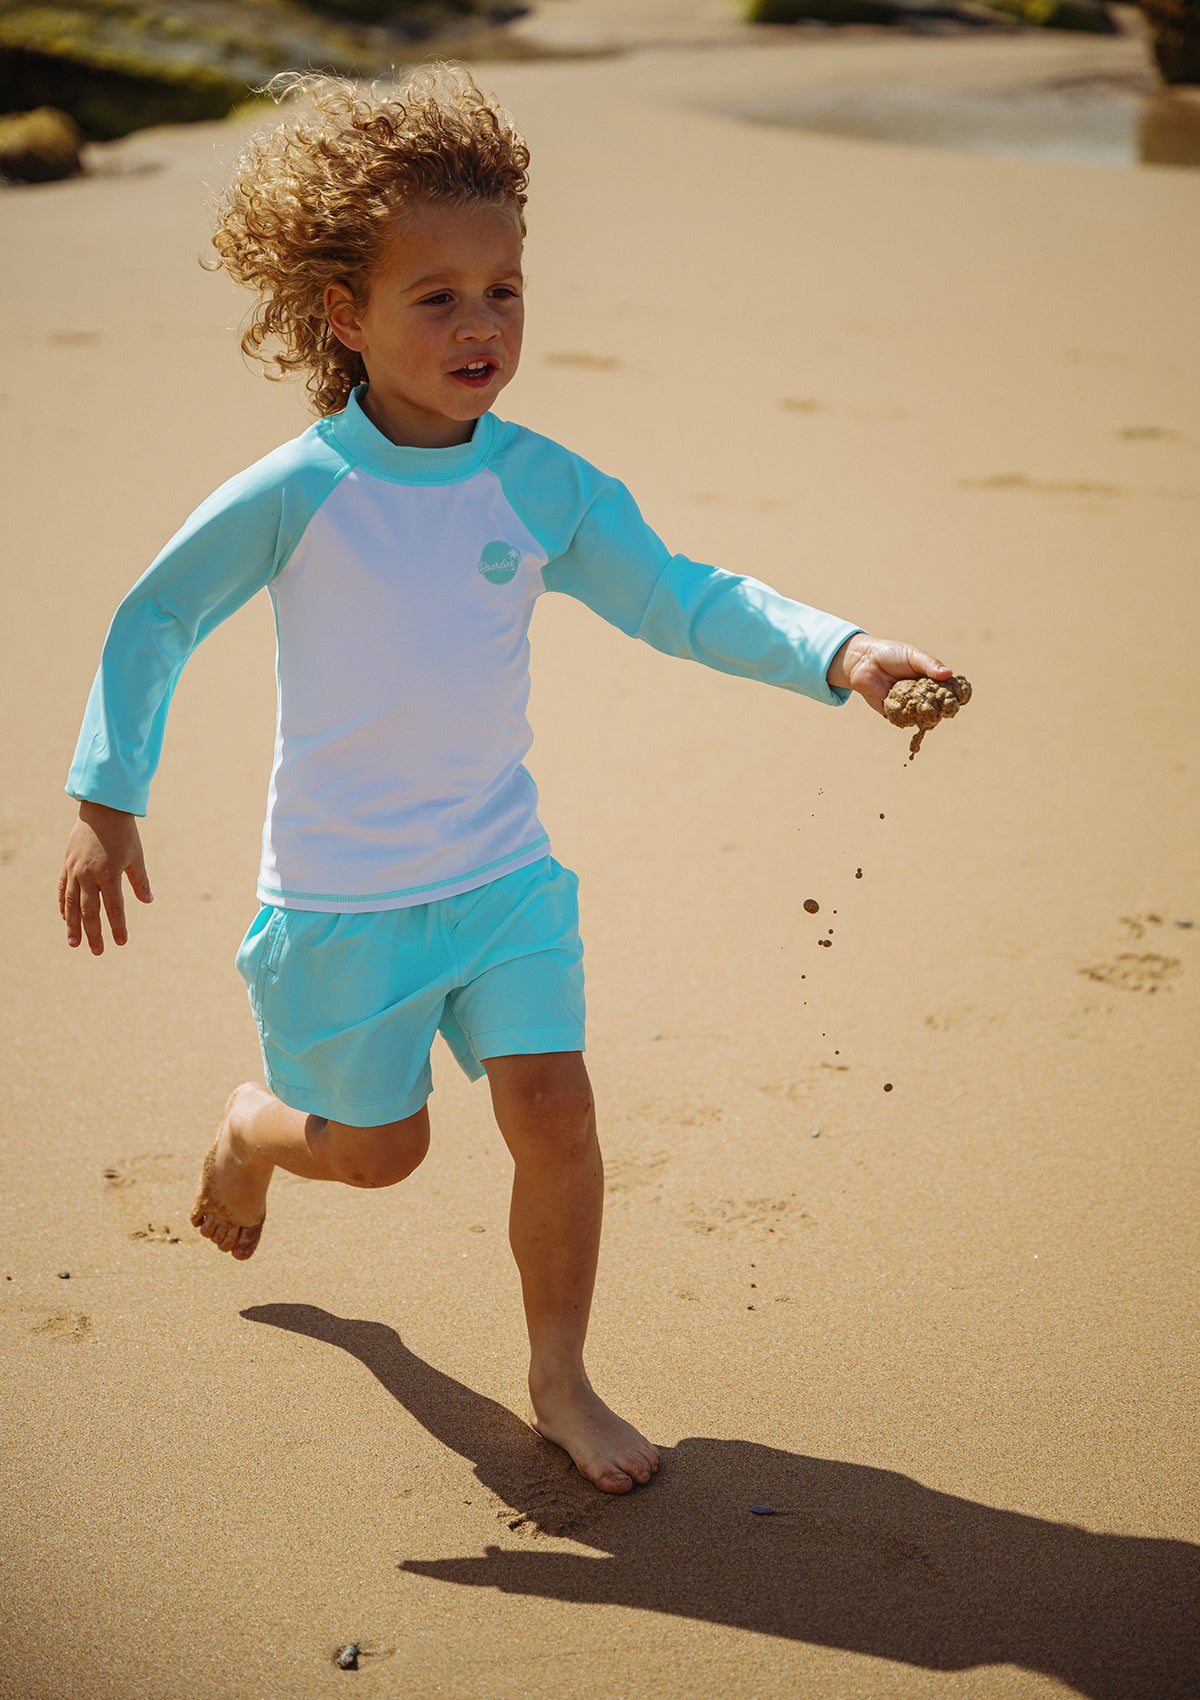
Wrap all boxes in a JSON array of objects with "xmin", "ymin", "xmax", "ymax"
[
  {"xmin": 336, "ymin": 1643, "xmax": 360, "ymax": 1670},
  {"xmin": 804, "ymin": 898, "xmax": 820, "ymax": 914},
  {"xmin": 0, "ymin": 106, "xmax": 83, "ymax": 182},
  {"xmin": 747, "ymin": 0, "xmax": 1020, "ymax": 25},
  {"xmin": 57, "ymin": 1270, "xmax": 70, "ymax": 1278},
  {"xmin": 884, "ymin": 1083, "xmax": 894, "ymax": 1092},
  {"xmin": 1140, "ymin": 0, "xmax": 1200, "ymax": 83},
  {"xmin": 750, "ymin": 1503, "xmax": 778, "ymax": 1514}
]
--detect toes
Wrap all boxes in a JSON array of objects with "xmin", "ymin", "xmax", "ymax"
[
  {"xmin": 593, "ymin": 1467, "xmax": 634, "ymax": 1494},
  {"xmin": 231, "ymin": 1223, "xmax": 261, "ymax": 1260}
]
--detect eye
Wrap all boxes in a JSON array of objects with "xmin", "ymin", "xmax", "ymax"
[
  {"xmin": 418, "ymin": 291, "xmax": 454, "ymax": 307},
  {"xmin": 489, "ymin": 285, "xmax": 522, "ymax": 301}
]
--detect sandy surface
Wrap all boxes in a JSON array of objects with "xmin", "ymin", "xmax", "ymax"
[{"xmin": 3, "ymin": 11, "xmax": 1199, "ymax": 1698}]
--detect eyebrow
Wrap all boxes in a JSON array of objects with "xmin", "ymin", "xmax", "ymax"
[{"xmin": 405, "ymin": 267, "xmax": 524, "ymax": 292}]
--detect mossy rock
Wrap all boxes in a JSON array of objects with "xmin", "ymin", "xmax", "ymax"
[
  {"xmin": 1139, "ymin": 0, "xmax": 1200, "ymax": 82},
  {"xmin": 0, "ymin": 0, "xmax": 528, "ymax": 142},
  {"xmin": 0, "ymin": 103, "xmax": 82, "ymax": 179},
  {"xmin": 747, "ymin": 0, "xmax": 918, "ymax": 21},
  {"xmin": 976, "ymin": 0, "xmax": 1118, "ymax": 31},
  {"xmin": 0, "ymin": 46, "xmax": 244, "ymax": 139},
  {"xmin": 747, "ymin": 0, "xmax": 1115, "ymax": 23}
]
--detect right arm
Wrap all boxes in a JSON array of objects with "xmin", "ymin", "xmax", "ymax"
[{"xmin": 58, "ymin": 435, "xmax": 344, "ymax": 952}]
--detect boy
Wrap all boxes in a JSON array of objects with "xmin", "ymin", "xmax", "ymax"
[{"xmin": 59, "ymin": 67, "xmax": 953, "ymax": 1495}]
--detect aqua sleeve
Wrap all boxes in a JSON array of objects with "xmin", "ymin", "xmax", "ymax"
[
  {"xmin": 490, "ymin": 428, "xmax": 861, "ymax": 707},
  {"xmin": 66, "ymin": 431, "xmax": 347, "ymax": 816}
]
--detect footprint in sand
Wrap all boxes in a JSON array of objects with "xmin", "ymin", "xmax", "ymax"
[
  {"xmin": 686, "ymin": 1196, "xmax": 814, "ymax": 1238},
  {"xmin": 102, "ymin": 1151, "xmax": 194, "ymax": 1244},
  {"xmin": 1079, "ymin": 953, "xmax": 1181, "ymax": 994},
  {"xmin": 30, "ymin": 1308, "xmax": 93, "ymax": 1341},
  {"xmin": 959, "ymin": 473, "xmax": 1126, "ymax": 497},
  {"xmin": 497, "ymin": 1469, "xmax": 613, "ymax": 1542},
  {"xmin": 0, "ymin": 820, "xmax": 27, "ymax": 865},
  {"xmin": 604, "ymin": 1152, "xmax": 669, "ymax": 1200},
  {"xmin": 544, "ymin": 351, "xmax": 621, "ymax": 372}
]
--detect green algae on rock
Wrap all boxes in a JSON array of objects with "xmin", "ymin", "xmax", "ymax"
[{"xmin": 0, "ymin": 0, "xmax": 527, "ymax": 141}]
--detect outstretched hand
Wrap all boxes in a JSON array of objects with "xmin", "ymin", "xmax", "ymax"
[
  {"xmin": 827, "ymin": 633, "xmax": 954, "ymax": 717},
  {"xmin": 59, "ymin": 801, "xmax": 153, "ymax": 954}
]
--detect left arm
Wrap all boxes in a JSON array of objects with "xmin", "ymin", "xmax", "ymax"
[{"xmin": 542, "ymin": 479, "xmax": 863, "ymax": 707}]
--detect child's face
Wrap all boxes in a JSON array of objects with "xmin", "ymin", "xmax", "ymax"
[{"xmin": 325, "ymin": 199, "xmax": 524, "ymax": 448}]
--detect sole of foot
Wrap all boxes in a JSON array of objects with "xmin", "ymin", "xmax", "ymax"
[{"xmin": 190, "ymin": 1087, "xmax": 268, "ymax": 1262}]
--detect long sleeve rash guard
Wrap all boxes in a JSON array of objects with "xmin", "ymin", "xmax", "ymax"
[{"xmin": 68, "ymin": 388, "xmax": 862, "ymax": 912}]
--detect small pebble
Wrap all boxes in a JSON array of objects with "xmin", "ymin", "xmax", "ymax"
[
  {"xmin": 57, "ymin": 1271, "xmax": 70, "ymax": 1279},
  {"xmin": 649, "ymin": 1032, "xmax": 661, "ymax": 1041},
  {"xmin": 883, "ymin": 1083, "xmax": 893, "ymax": 1093},
  {"xmin": 809, "ymin": 1128, "xmax": 820, "ymax": 1139},
  {"xmin": 855, "ymin": 868, "xmax": 863, "ymax": 879},
  {"xmin": 336, "ymin": 1644, "xmax": 360, "ymax": 1671},
  {"xmin": 1175, "ymin": 919, "xmax": 1194, "ymax": 929},
  {"xmin": 803, "ymin": 898, "xmax": 820, "ymax": 914},
  {"xmin": 750, "ymin": 1504, "xmax": 777, "ymax": 1516}
]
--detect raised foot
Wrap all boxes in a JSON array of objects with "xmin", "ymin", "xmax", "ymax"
[
  {"xmin": 529, "ymin": 1380, "xmax": 660, "ymax": 1494},
  {"xmin": 190, "ymin": 1084, "xmax": 273, "ymax": 1261}
]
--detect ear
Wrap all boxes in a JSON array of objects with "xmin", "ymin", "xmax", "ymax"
[{"xmin": 325, "ymin": 280, "xmax": 365, "ymax": 352}]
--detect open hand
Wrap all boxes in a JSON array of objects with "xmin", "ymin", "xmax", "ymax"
[
  {"xmin": 58, "ymin": 801, "xmax": 153, "ymax": 954},
  {"xmin": 827, "ymin": 633, "xmax": 953, "ymax": 717}
]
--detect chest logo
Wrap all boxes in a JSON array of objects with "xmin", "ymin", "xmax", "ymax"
[{"xmin": 478, "ymin": 541, "xmax": 522, "ymax": 584}]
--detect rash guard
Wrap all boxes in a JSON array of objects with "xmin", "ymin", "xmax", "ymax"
[{"xmin": 68, "ymin": 387, "xmax": 861, "ymax": 912}]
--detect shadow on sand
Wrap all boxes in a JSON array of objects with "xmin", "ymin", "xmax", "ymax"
[{"xmin": 243, "ymin": 1304, "xmax": 1198, "ymax": 1699}]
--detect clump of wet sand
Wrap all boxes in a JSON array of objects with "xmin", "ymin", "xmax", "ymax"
[{"xmin": 884, "ymin": 675, "xmax": 972, "ymax": 759}]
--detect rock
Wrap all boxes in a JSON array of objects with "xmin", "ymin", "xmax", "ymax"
[
  {"xmin": 335, "ymin": 1643, "xmax": 360, "ymax": 1670},
  {"xmin": 0, "ymin": 1, "xmax": 525, "ymax": 142},
  {"xmin": 803, "ymin": 898, "xmax": 820, "ymax": 914},
  {"xmin": 750, "ymin": 1503, "xmax": 778, "ymax": 1514},
  {"xmin": 1140, "ymin": 0, "xmax": 1200, "ymax": 83},
  {"xmin": 976, "ymin": 0, "xmax": 1118, "ymax": 30},
  {"xmin": 0, "ymin": 107, "xmax": 83, "ymax": 183},
  {"xmin": 747, "ymin": 0, "xmax": 1027, "ymax": 25}
]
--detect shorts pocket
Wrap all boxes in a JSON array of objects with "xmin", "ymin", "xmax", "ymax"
[{"xmin": 236, "ymin": 905, "xmax": 288, "ymax": 1004}]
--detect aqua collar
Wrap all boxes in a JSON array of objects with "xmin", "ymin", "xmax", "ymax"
[{"xmin": 323, "ymin": 385, "xmax": 497, "ymax": 484}]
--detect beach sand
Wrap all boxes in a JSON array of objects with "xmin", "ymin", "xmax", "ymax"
[{"xmin": 2, "ymin": 12, "xmax": 1198, "ymax": 1697}]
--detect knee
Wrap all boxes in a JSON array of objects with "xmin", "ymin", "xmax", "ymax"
[
  {"xmin": 492, "ymin": 1057, "xmax": 595, "ymax": 1155},
  {"xmin": 331, "ymin": 1113, "xmax": 430, "ymax": 1189}
]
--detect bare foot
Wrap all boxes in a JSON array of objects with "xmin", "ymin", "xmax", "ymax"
[
  {"xmin": 529, "ymin": 1377, "xmax": 660, "ymax": 1494},
  {"xmin": 190, "ymin": 1085, "xmax": 273, "ymax": 1261}
]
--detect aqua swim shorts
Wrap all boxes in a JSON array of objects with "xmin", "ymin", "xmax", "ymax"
[{"xmin": 235, "ymin": 856, "xmax": 585, "ymax": 1127}]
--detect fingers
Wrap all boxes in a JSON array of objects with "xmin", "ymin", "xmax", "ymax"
[
  {"xmin": 903, "ymin": 645, "xmax": 953, "ymax": 680},
  {"xmin": 100, "ymin": 875, "xmax": 128, "ymax": 948},
  {"xmin": 62, "ymin": 873, "xmax": 83, "ymax": 949},
  {"xmin": 127, "ymin": 849, "xmax": 154, "ymax": 906},
  {"xmin": 79, "ymin": 881, "xmax": 106, "ymax": 955}
]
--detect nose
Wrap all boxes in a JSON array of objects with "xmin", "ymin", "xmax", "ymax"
[{"xmin": 456, "ymin": 299, "xmax": 502, "ymax": 342}]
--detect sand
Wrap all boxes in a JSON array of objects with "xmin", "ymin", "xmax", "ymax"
[{"xmin": 2, "ymin": 9, "xmax": 1199, "ymax": 1697}]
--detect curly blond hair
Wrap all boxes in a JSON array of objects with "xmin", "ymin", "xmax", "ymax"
[{"xmin": 210, "ymin": 66, "xmax": 530, "ymax": 417}]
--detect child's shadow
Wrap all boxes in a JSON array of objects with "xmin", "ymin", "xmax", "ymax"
[{"xmin": 242, "ymin": 1305, "xmax": 1198, "ymax": 1700}]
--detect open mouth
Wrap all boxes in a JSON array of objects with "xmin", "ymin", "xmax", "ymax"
[{"xmin": 452, "ymin": 360, "xmax": 496, "ymax": 386}]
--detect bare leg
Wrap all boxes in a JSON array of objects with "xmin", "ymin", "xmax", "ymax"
[
  {"xmin": 191, "ymin": 1083, "xmax": 430, "ymax": 1261},
  {"xmin": 484, "ymin": 1053, "xmax": 660, "ymax": 1494}
]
